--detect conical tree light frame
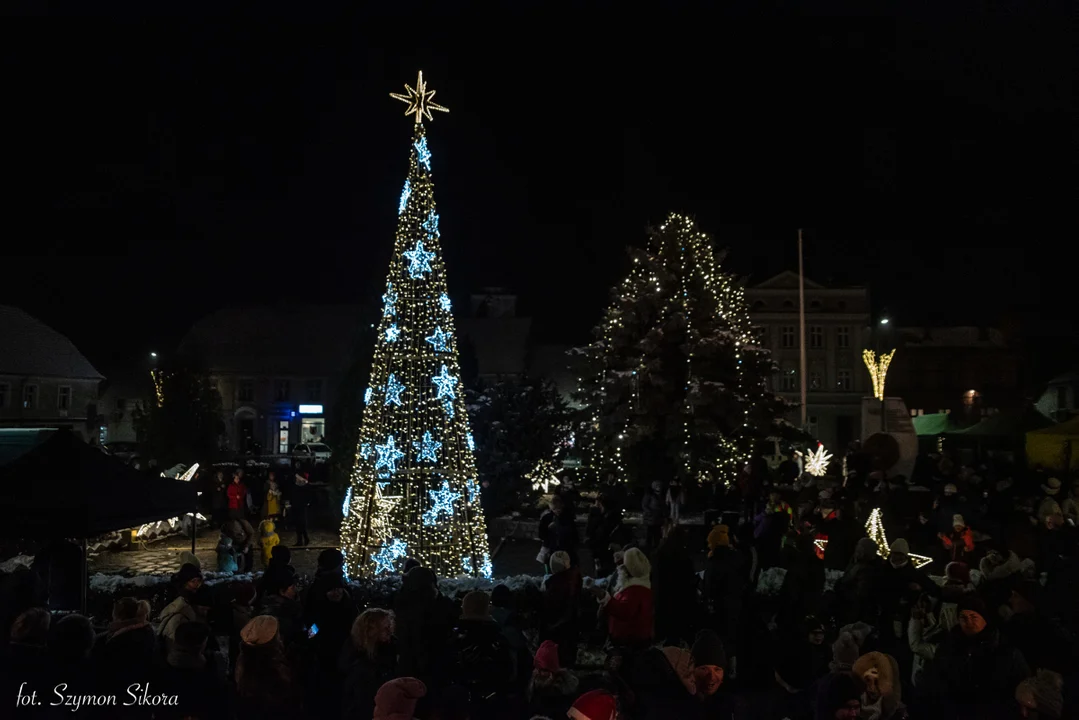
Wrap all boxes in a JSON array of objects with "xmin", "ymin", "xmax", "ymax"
[{"xmin": 340, "ymin": 72, "xmax": 490, "ymax": 579}]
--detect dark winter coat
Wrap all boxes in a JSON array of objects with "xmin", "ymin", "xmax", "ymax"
[
  {"xmin": 339, "ymin": 640, "xmax": 397, "ymax": 720},
  {"xmin": 629, "ymin": 647, "xmax": 705, "ymax": 720},
  {"xmin": 302, "ymin": 567, "xmax": 357, "ymax": 663},
  {"xmin": 541, "ymin": 566, "xmax": 582, "ymax": 665},
  {"xmin": 704, "ymin": 545, "xmax": 747, "ymax": 649},
  {"xmin": 817, "ymin": 512, "xmax": 857, "ymax": 570},
  {"xmin": 93, "ymin": 622, "xmax": 157, "ymax": 693},
  {"xmin": 877, "ymin": 560, "xmax": 937, "ymax": 627},
  {"xmin": 393, "ymin": 570, "xmax": 459, "ymax": 684},
  {"xmin": 543, "ymin": 512, "xmax": 580, "ymax": 561},
  {"xmin": 448, "ymin": 618, "xmax": 517, "ymax": 702},
  {"xmin": 642, "ymin": 490, "xmax": 666, "ymax": 527},
  {"xmin": 835, "ymin": 539, "xmax": 884, "ymax": 627},
  {"xmin": 526, "ymin": 671, "xmax": 579, "ymax": 720},
  {"xmin": 921, "ymin": 625, "xmax": 1031, "ymax": 718},
  {"xmin": 255, "ymin": 593, "xmax": 305, "ymax": 648},
  {"xmin": 651, "ymin": 535, "xmax": 699, "ymax": 643},
  {"xmin": 154, "ymin": 652, "xmax": 230, "ymax": 720}
]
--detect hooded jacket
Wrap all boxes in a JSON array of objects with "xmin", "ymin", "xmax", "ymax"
[{"xmin": 852, "ymin": 651, "xmax": 902, "ymax": 720}]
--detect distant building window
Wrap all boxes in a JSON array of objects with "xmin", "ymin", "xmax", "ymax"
[
  {"xmin": 782, "ymin": 300, "xmax": 794, "ymax": 309},
  {"xmin": 752, "ymin": 300, "xmax": 765, "ymax": 310},
  {"xmin": 781, "ymin": 326, "xmax": 796, "ymax": 348},
  {"xmin": 305, "ymin": 379, "xmax": 323, "ymax": 403},
  {"xmin": 116, "ymin": 398, "xmax": 126, "ymax": 411},
  {"xmin": 837, "ymin": 326, "xmax": 850, "ymax": 349},
  {"xmin": 836, "ymin": 369, "xmax": 852, "ymax": 391},
  {"xmin": 238, "ymin": 379, "xmax": 255, "ymax": 403},
  {"xmin": 807, "ymin": 416, "xmax": 819, "ymax": 436},
  {"xmin": 275, "ymin": 380, "xmax": 290, "ymax": 402},
  {"xmin": 57, "ymin": 386, "xmax": 71, "ymax": 411},
  {"xmin": 781, "ymin": 368, "xmax": 797, "ymax": 391},
  {"xmin": 809, "ymin": 370, "xmax": 823, "ymax": 390},
  {"xmin": 837, "ymin": 300, "xmax": 847, "ymax": 310},
  {"xmin": 810, "ymin": 300, "xmax": 822, "ymax": 309},
  {"xmin": 0, "ymin": 383, "xmax": 8, "ymax": 408},
  {"xmin": 22, "ymin": 384, "xmax": 38, "ymax": 409},
  {"xmin": 752, "ymin": 326, "xmax": 768, "ymax": 345},
  {"xmin": 809, "ymin": 326, "xmax": 824, "ymax": 349}
]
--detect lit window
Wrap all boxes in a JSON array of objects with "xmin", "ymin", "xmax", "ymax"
[
  {"xmin": 836, "ymin": 369, "xmax": 852, "ymax": 391},
  {"xmin": 809, "ymin": 326, "xmax": 824, "ymax": 349},
  {"xmin": 809, "ymin": 371, "xmax": 822, "ymax": 390},
  {"xmin": 781, "ymin": 327, "xmax": 796, "ymax": 348},
  {"xmin": 22, "ymin": 384, "xmax": 37, "ymax": 409},
  {"xmin": 57, "ymin": 386, "xmax": 71, "ymax": 411},
  {"xmin": 836, "ymin": 327, "xmax": 850, "ymax": 349},
  {"xmin": 781, "ymin": 368, "xmax": 797, "ymax": 391},
  {"xmin": 275, "ymin": 380, "xmax": 290, "ymax": 402}
]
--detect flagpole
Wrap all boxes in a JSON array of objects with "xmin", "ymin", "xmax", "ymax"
[{"xmin": 798, "ymin": 229, "xmax": 808, "ymax": 430}]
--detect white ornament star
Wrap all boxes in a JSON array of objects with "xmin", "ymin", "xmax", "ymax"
[
  {"xmin": 439, "ymin": 293, "xmax": 452, "ymax": 312},
  {"xmin": 389, "ymin": 70, "xmax": 449, "ymax": 124},
  {"xmin": 374, "ymin": 435, "xmax": 405, "ymax": 475},
  {"xmin": 384, "ymin": 374, "xmax": 405, "ymax": 407},
  {"xmin": 371, "ymin": 538, "xmax": 408, "ymax": 575},
  {"xmin": 385, "ymin": 324, "xmax": 401, "ymax": 342},
  {"xmin": 403, "ymin": 239, "xmax": 435, "ymax": 278},
  {"xmin": 425, "ymin": 326, "xmax": 451, "ymax": 352},
  {"xmin": 413, "ymin": 430, "xmax": 441, "ymax": 463},
  {"xmin": 422, "ymin": 479, "xmax": 461, "ymax": 526},
  {"xmin": 805, "ymin": 443, "xmax": 833, "ymax": 477},
  {"xmin": 432, "ymin": 364, "xmax": 458, "ymax": 400},
  {"xmin": 423, "ymin": 209, "xmax": 440, "ymax": 238}
]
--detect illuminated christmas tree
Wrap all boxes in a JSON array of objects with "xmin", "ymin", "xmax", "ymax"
[
  {"xmin": 575, "ymin": 213, "xmax": 789, "ymax": 486},
  {"xmin": 340, "ymin": 72, "xmax": 490, "ymax": 579}
]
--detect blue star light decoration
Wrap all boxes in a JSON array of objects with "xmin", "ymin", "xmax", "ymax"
[
  {"xmin": 415, "ymin": 136, "xmax": 432, "ymax": 170},
  {"xmin": 423, "ymin": 209, "xmax": 440, "ymax": 238},
  {"xmin": 425, "ymin": 326, "xmax": 451, "ymax": 352},
  {"xmin": 385, "ymin": 323, "xmax": 401, "ymax": 342},
  {"xmin": 382, "ymin": 284, "xmax": 397, "ymax": 317},
  {"xmin": 371, "ymin": 538, "xmax": 408, "ymax": 575},
  {"xmin": 374, "ymin": 435, "xmax": 406, "ymax": 475},
  {"xmin": 432, "ymin": 364, "xmax": 458, "ymax": 400},
  {"xmin": 403, "ymin": 239, "xmax": 435, "ymax": 278},
  {"xmin": 466, "ymin": 432, "xmax": 475, "ymax": 452},
  {"xmin": 479, "ymin": 552, "xmax": 493, "ymax": 579},
  {"xmin": 413, "ymin": 431, "xmax": 441, "ymax": 463},
  {"xmin": 461, "ymin": 556, "xmax": 472, "ymax": 575},
  {"xmin": 384, "ymin": 373, "xmax": 405, "ymax": 407},
  {"xmin": 399, "ymin": 179, "xmax": 410, "ymax": 215},
  {"xmin": 342, "ymin": 487, "xmax": 352, "ymax": 518},
  {"xmin": 422, "ymin": 480, "xmax": 461, "ymax": 526},
  {"xmin": 466, "ymin": 478, "xmax": 480, "ymax": 505},
  {"xmin": 442, "ymin": 399, "xmax": 455, "ymax": 419},
  {"xmin": 364, "ymin": 387, "xmax": 374, "ymax": 405},
  {"xmin": 360, "ymin": 442, "xmax": 372, "ymax": 459},
  {"xmin": 439, "ymin": 293, "xmax": 452, "ymax": 312}
]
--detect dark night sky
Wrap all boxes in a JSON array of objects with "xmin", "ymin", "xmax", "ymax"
[{"xmin": 1, "ymin": 7, "xmax": 1073, "ymax": 382}]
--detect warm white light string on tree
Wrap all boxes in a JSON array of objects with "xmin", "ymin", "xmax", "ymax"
[{"xmin": 340, "ymin": 72, "xmax": 490, "ymax": 579}]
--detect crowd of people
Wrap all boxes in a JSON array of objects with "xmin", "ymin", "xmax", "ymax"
[{"xmin": 0, "ymin": 445, "xmax": 1077, "ymax": 719}]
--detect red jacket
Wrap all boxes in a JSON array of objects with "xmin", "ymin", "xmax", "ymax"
[
  {"xmin": 227, "ymin": 482, "xmax": 247, "ymax": 511},
  {"xmin": 941, "ymin": 527, "xmax": 974, "ymax": 560},
  {"xmin": 603, "ymin": 581, "xmax": 653, "ymax": 645}
]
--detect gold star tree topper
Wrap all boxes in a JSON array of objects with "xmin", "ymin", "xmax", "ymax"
[{"xmin": 390, "ymin": 70, "xmax": 449, "ymax": 124}]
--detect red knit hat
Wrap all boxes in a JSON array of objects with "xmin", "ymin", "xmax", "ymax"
[
  {"xmin": 568, "ymin": 689, "xmax": 618, "ymax": 720},
  {"xmin": 534, "ymin": 639, "xmax": 560, "ymax": 673},
  {"xmin": 373, "ymin": 677, "xmax": 427, "ymax": 720}
]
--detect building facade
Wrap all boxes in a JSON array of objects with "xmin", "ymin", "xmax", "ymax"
[
  {"xmin": 746, "ymin": 272, "xmax": 870, "ymax": 451},
  {"xmin": 180, "ymin": 305, "xmax": 370, "ymax": 455},
  {"xmin": 1035, "ymin": 371, "xmax": 1079, "ymax": 423},
  {"xmin": 888, "ymin": 326, "xmax": 1023, "ymax": 423},
  {"xmin": 0, "ymin": 306, "xmax": 103, "ymax": 442},
  {"xmin": 456, "ymin": 289, "xmax": 533, "ymax": 382}
]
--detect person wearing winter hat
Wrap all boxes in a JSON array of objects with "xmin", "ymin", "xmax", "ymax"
[
  {"xmin": 814, "ymin": 672, "xmax": 864, "ymax": 720},
  {"xmin": 706, "ymin": 524, "xmax": 730, "ymax": 555},
  {"xmin": 1015, "ymin": 669, "xmax": 1063, "ymax": 719},
  {"xmin": 690, "ymin": 629, "xmax": 727, "ymax": 696},
  {"xmin": 235, "ymin": 615, "xmax": 302, "ymax": 715},
  {"xmin": 830, "ymin": 631, "xmax": 861, "ymax": 673},
  {"xmin": 1041, "ymin": 477, "xmax": 1061, "ymax": 496},
  {"xmin": 939, "ymin": 514, "xmax": 975, "ymax": 563},
  {"xmin": 851, "ymin": 651, "xmax": 902, "ymax": 720},
  {"xmin": 158, "ymin": 563, "xmax": 206, "ymax": 650},
  {"xmin": 542, "ymin": 548, "xmax": 582, "ymax": 668},
  {"xmin": 568, "ymin": 689, "xmax": 619, "ymax": 720},
  {"xmin": 373, "ymin": 677, "xmax": 427, "ymax": 720},
  {"xmin": 526, "ymin": 640, "xmax": 579, "ymax": 719},
  {"xmin": 943, "ymin": 483, "xmax": 957, "ymax": 496},
  {"xmin": 591, "ymin": 547, "xmax": 653, "ymax": 648}
]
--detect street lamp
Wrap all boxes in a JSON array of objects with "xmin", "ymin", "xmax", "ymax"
[
  {"xmin": 879, "ymin": 318, "xmax": 890, "ymax": 326},
  {"xmin": 150, "ymin": 351, "xmax": 158, "ymax": 358}
]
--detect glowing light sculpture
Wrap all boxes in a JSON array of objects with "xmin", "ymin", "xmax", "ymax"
[
  {"xmin": 866, "ymin": 508, "xmax": 933, "ymax": 569},
  {"xmin": 863, "ymin": 349, "xmax": 896, "ymax": 401},
  {"xmin": 342, "ymin": 73, "xmax": 489, "ymax": 579},
  {"xmin": 805, "ymin": 443, "xmax": 833, "ymax": 477}
]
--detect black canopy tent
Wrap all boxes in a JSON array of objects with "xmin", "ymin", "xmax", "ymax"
[{"xmin": 0, "ymin": 428, "xmax": 197, "ymax": 610}]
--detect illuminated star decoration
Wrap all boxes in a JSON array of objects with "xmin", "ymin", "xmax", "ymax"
[
  {"xmin": 479, "ymin": 552, "xmax": 493, "ymax": 579},
  {"xmin": 371, "ymin": 538, "xmax": 408, "ymax": 575},
  {"xmin": 382, "ymin": 284, "xmax": 397, "ymax": 317},
  {"xmin": 432, "ymin": 364, "xmax": 458, "ymax": 400},
  {"xmin": 390, "ymin": 70, "xmax": 449, "ymax": 124},
  {"xmin": 425, "ymin": 326, "xmax": 451, "ymax": 352},
  {"xmin": 805, "ymin": 443, "xmax": 833, "ymax": 477},
  {"xmin": 364, "ymin": 387, "xmax": 374, "ymax": 405},
  {"xmin": 865, "ymin": 508, "xmax": 933, "ymax": 569},
  {"xmin": 422, "ymin": 480, "xmax": 461, "ymax": 526},
  {"xmin": 466, "ymin": 478, "xmax": 480, "ymax": 505},
  {"xmin": 423, "ymin": 209, "xmax": 440, "ymax": 238},
  {"xmin": 439, "ymin": 293, "xmax": 452, "ymax": 312},
  {"xmin": 342, "ymin": 486, "xmax": 352, "ymax": 518},
  {"xmin": 403, "ymin": 239, "xmax": 435, "ymax": 278},
  {"xmin": 527, "ymin": 458, "xmax": 562, "ymax": 493},
  {"xmin": 466, "ymin": 432, "xmax": 475, "ymax": 452},
  {"xmin": 374, "ymin": 435, "xmax": 406, "ymax": 475},
  {"xmin": 399, "ymin": 180, "xmax": 410, "ymax": 215},
  {"xmin": 385, "ymin": 323, "xmax": 401, "ymax": 342},
  {"xmin": 442, "ymin": 399, "xmax": 455, "ymax": 419},
  {"xmin": 461, "ymin": 556, "xmax": 472, "ymax": 575},
  {"xmin": 370, "ymin": 482, "xmax": 402, "ymax": 543},
  {"xmin": 360, "ymin": 442, "xmax": 372, "ymax": 459},
  {"xmin": 384, "ymin": 374, "xmax": 405, "ymax": 407},
  {"xmin": 413, "ymin": 431, "xmax": 441, "ymax": 463}
]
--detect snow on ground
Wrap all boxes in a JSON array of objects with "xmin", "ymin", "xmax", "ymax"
[{"xmin": 0, "ymin": 555, "xmax": 34, "ymax": 573}]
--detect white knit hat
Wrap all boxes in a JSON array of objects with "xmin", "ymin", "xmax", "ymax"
[{"xmin": 622, "ymin": 547, "xmax": 651, "ymax": 579}]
